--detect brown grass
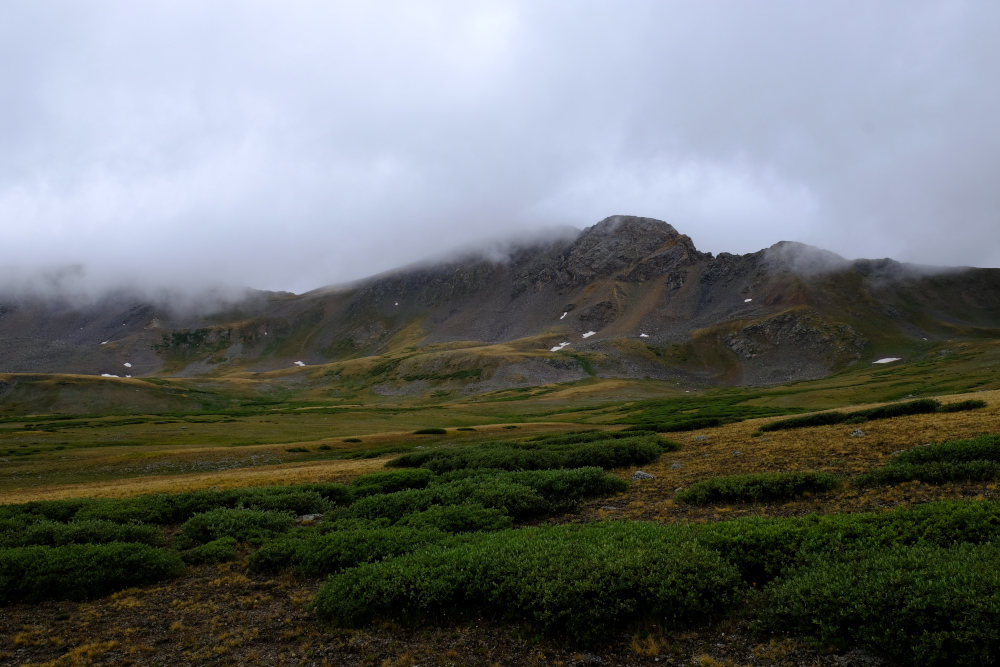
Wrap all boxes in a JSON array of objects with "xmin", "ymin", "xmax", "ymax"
[
  {"xmin": 577, "ymin": 389, "xmax": 1000, "ymax": 524},
  {"xmin": 0, "ymin": 457, "xmax": 390, "ymax": 503}
]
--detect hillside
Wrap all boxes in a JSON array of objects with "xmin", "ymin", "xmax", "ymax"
[{"xmin": 2, "ymin": 216, "xmax": 1000, "ymax": 399}]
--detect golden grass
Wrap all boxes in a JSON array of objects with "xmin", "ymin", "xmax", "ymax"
[
  {"xmin": 586, "ymin": 389, "xmax": 1000, "ymax": 524},
  {"xmin": 0, "ymin": 456, "xmax": 390, "ymax": 503}
]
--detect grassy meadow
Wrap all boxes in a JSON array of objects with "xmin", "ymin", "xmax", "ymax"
[{"xmin": 2, "ymin": 339, "xmax": 1000, "ymax": 666}]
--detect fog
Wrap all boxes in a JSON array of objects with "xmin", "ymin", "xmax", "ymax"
[{"xmin": 1, "ymin": 1, "xmax": 998, "ymax": 295}]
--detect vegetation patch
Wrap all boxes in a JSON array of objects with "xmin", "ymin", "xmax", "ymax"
[
  {"xmin": 0, "ymin": 543, "xmax": 185, "ymax": 603},
  {"xmin": 676, "ymin": 472, "xmax": 840, "ymax": 505},
  {"xmin": 413, "ymin": 428, "xmax": 447, "ymax": 435},
  {"xmin": 759, "ymin": 397, "xmax": 985, "ymax": 432},
  {"xmin": 757, "ymin": 542, "xmax": 1000, "ymax": 666},
  {"xmin": 855, "ymin": 433, "xmax": 1000, "ymax": 486},
  {"xmin": 310, "ymin": 522, "xmax": 739, "ymax": 644}
]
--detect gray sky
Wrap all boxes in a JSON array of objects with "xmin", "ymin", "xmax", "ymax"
[{"xmin": 1, "ymin": 1, "xmax": 999, "ymax": 295}]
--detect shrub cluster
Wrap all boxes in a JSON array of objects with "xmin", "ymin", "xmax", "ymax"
[
  {"xmin": 0, "ymin": 483, "xmax": 350, "ymax": 526},
  {"xmin": 413, "ymin": 428, "xmax": 447, "ymax": 435},
  {"xmin": 249, "ymin": 526, "xmax": 456, "ymax": 575},
  {"xmin": 693, "ymin": 499, "xmax": 1000, "ymax": 583},
  {"xmin": 757, "ymin": 543, "xmax": 1000, "ymax": 666},
  {"xmin": 675, "ymin": 472, "xmax": 840, "ymax": 505},
  {"xmin": 179, "ymin": 508, "xmax": 295, "ymax": 545},
  {"xmin": 854, "ymin": 433, "xmax": 1000, "ymax": 486},
  {"xmin": 182, "ymin": 537, "xmax": 238, "ymax": 565},
  {"xmin": 310, "ymin": 522, "xmax": 739, "ymax": 644},
  {"xmin": 386, "ymin": 433, "xmax": 672, "ymax": 473},
  {"xmin": 760, "ymin": 398, "xmax": 946, "ymax": 432},
  {"xmin": 0, "ymin": 543, "xmax": 185, "ymax": 603},
  {"xmin": 624, "ymin": 417, "xmax": 724, "ymax": 432},
  {"xmin": 0, "ymin": 519, "xmax": 164, "ymax": 548}
]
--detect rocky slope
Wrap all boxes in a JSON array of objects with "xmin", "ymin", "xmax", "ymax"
[{"xmin": 2, "ymin": 215, "xmax": 999, "ymax": 389}]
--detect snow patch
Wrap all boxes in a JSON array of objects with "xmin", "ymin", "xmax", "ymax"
[
  {"xmin": 294, "ymin": 361, "xmax": 306, "ymax": 366},
  {"xmin": 744, "ymin": 298, "xmax": 752, "ymax": 302},
  {"xmin": 123, "ymin": 362, "xmax": 132, "ymax": 368},
  {"xmin": 125, "ymin": 375, "xmax": 131, "ymax": 378},
  {"xmin": 873, "ymin": 357, "xmax": 902, "ymax": 364},
  {"xmin": 550, "ymin": 342, "xmax": 570, "ymax": 352},
  {"xmin": 101, "ymin": 374, "xmax": 119, "ymax": 378},
  {"xmin": 560, "ymin": 312, "xmax": 567, "ymax": 320},
  {"xmin": 395, "ymin": 302, "xmax": 399, "ymax": 306},
  {"xmin": 639, "ymin": 333, "xmax": 649, "ymax": 338},
  {"xmin": 582, "ymin": 331, "xmax": 596, "ymax": 338},
  {"xmin": 100, "ymin": 341, "xmax": 108, "ymax": 345}
]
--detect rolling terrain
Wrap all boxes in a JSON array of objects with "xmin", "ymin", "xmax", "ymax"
[{"xmin": 3, "ymin": 215, "xmax": 1000, "ymax": 416}]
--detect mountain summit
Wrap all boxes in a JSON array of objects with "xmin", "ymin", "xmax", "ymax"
[{"xmin": 2, "ymin": 215, "xmax": 1000, "ymax": 390}]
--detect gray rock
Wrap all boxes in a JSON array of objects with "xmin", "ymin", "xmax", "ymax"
[
  {"xmin": 670, "ymin": 462, "xmax": 682, "ymax": 469},
  {"xmin": 632, "ymin": 470, "xmax": 656, "ymax": 480},
  {"xmin": 692, "ymin": 435, "xmax": 708, "ymax": 441},
  {"xmin": 296, "ymin": 514, "xmax": 323, "ymax": 523},
  {"xmin": 850, "ymin": 429, "xmax": 866, "ymax": 437}
]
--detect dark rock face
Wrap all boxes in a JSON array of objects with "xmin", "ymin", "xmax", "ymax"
[{"xmin": 2, "ymin": 215, "xmax": 1000, "ymax": 386}]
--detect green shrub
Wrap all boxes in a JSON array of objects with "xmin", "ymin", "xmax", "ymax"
[
  {"xmin": 695, "ymin": 499, "xmax": 1000, "ymax": 584},
  {"xmin": 0, "ymin": 543, "xmax": 185, "ymax": 603},
  {"xmin": 938, "ymin": 399, "xmax": 988, "ymax": 413},
  {"xmin": 318, "ymin": 444, "xmax": 332, "ymax": 450},
  {"xmin": 456, "ymin": 427, "xmax": 476, "ymax": 431},
  {"xmin": 387, "ymin": 434, "xmax": 671, "ymax": 473},
  {"xmin": 180, "ymin": 509, "xmax": 295, "ymax": 544},
  {"xmin": 759, "ymin": 411, "xmax": 849, "ymax": 432},
  {"xmin": 396, "ymin": 503, "xmax": 513, "ymax": 533},
  {"xmin": 350, "ymin": 468, "xmax": 436, "ymax": 498},
  {"xmin": 761, "ymin": 399, "xmax": 942, "ymax": 432},
  {"xmin": 286, "ymin": 447, "xmax": 309, "ymax": 453},
  {"xmin": 345, "ymin": 480, "xmax": 547, "ymax": 523},
  {"xmin": 414, "ymin": 428, "xmax": 447, "ymax": 435},
  {"xmin": 676, "ymin": 472, "xmax": 840, "ymax": 504},
  {"xmin": 854, "ymin": 460, "xmax": 1000, "ymax": 487},
  {"xmin": 854, "ymin": 434, "xmax": 1000, "ymax": 486},
  {"xmin": 1, "ymin": 520, "xmax": 164, "ymax": 548},
  {"xmin": 624, "ymin": 417, "xmax": 725, "ymax": 433},
  {"xmin": 249, "ymin": 527, "xmax": 454, "ymax": 575},
  {"xmin": 310, "ymin": 522, "xmax": 739, "ymax": 644},
  {"xmin": 757, "ymin": 543, "xmax": 1000, "ymax": 665},
  {"xmin": 343, "ymin": 438, "xmax": 362, "ymax": 443},
  {"xmin": 182, "ymin": 537, "xmax": 238, "ymax": 565}
]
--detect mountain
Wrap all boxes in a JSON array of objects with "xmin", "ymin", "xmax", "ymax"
[{"xmin": 2, "ymin": 215, "xmax": 1000, "ymax": 394}]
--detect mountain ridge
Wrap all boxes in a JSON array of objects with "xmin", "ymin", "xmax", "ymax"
[{"xmin": 2, "ymin": 215, "xmax": 1000, "ymax": 392}]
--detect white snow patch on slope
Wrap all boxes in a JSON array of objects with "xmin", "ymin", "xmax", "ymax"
[
  {"xmin": 294, "ymin": 361, "xmax": 305, "ymax": 366},
  {"xmin": 582, "ymin": 331, "xmax": 596, "ymax": 338},
  {"xmin": 123, "ymin": 362, "xmax": 132, "ymax": 368},
  {"xmin": 873, "ymin": 358, "xmax": 902, "ymax": 364},
  {"xmin": 744, "ymin": 298, "xmax": 753, "ymax": 302},
  {"xmin": 560, "ymin": 312, "xmax": 567, "ymax": 320},
  {"xmin": 100, "ymin": 341, "xmax": 108, "ymax": 345},
  {"xmin": 639, "ymin": 333, "xmax": 649, "ymax": 338},
  {"xmin": 550, "ymin": 342, "xmax": 570, "ymax": 352},
  {"xmin": 101, "ymin": 374, "xmax": 119, "ymax": 378}
]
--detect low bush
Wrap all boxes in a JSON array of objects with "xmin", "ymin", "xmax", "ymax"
[
  {"xmin": 396, "ymin": 503, "xmax": 513, "ymax": 533},
  {"xmin": 853, "ymin": 434, "xmax": 1000, "ymax": 486},
  {"xmin": 343, "ymin": 438, "xmax": 362, "ymax": 443},
  {"xmin": 761, "ymin": 399, "xmax": 942, "ymax": 432},
  {"xmin": 625, "ymin": 417, "xmax": 724, "ymax": 432},
  {"xmin": 694, "ymin": 499, "xmax": 1000, "ymax": 583},
  {"xmin": 414, "ymin": 428, "xmax": 447, "ymax": 435},
  {"xmin": 854, "ymin": 460, "xmax": 1000, "ymax": 486},
  {"xmin": 0, "ymin": 519, "xmax": 164, "ymax": 548},
  {"xmin": 310, "ymin": 522, "xmax": 739, "ymax": 644},
  {"xmin": 286, "ymin": 447, "xmax": 309, "ymax": 453},
  {"xmin": 350, "ymin": 468, "xmax": 435, "ymax": 498},
  {"xmin": 456, "ymin": 427, "xmax": 476, "ymax": 431},
  {"xmin": 676, "ymin": 472, "xmax": 840, "ymax": 505},
  {"xmin": 249, "ymin": 526, "xmax": 454, "ymax": 575},
  {"xmin": 938, "ymin": 399, "xmax": 988, "ymax": 413},
  {"xmin": 182, "ymin": 536, "xmax": 238, "ymax": 565},
  {"xmin": 345, "ymin": 480, "xmax": 547, "ymax": 523},
  {"xmin": 0, "ymin": 543, "xmax": 185, "ymax": 603},
  {"xmin": 0, "ymin": 484, "xmax": 347, "ymax": 526},
  {"xmin": 179, "ymin": 509, "xmax": 295, "ymax": 545},
  {"xmin": 757, "ymin": 543, "xmax": 1000, "ymax": 666},
  {"xmin": 386, "ymin": 434, "xmax": 671, "ymax": 473}
]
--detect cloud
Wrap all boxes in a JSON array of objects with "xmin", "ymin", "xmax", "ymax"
[{"xmin": 0, "ymin": 0, "xmax": 998, "ymax": 295}]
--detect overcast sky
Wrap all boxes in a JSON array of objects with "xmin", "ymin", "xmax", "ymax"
[{"xmin": 1, "ymin": 1, "xmax": 998, "ymax": 295}]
